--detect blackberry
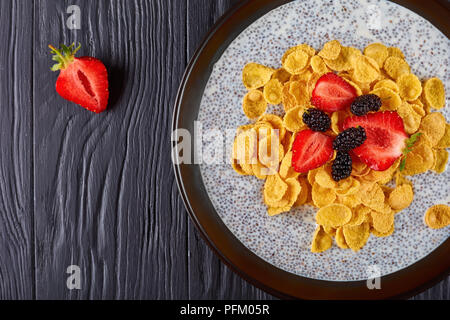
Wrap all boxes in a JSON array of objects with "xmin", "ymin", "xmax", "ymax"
[
  {"xmin": 302, "ymin": 108, "xmax": 331, "ymax": 132},
  {"xmin": 350, "ymin": 94, "xmax": 382, "ymax": 116},
  {"xmin": 333, "ymin": 127, "xmax": 366, "ymax": 152},
  {"xmin": 332, "ymin": 151, "xmax": 353, "ymax": 181}
]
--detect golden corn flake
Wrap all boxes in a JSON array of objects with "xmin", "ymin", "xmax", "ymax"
[
  {"xmin": 383, "ymin": 56, "xmax": 410, "ymax": 79},
  {"xmin": 310, "ymin": 55, "xmax": 329, "ymax": 74},
  {"xmin": 425, "ymin": 204, "xmax": 450, "ymax": 229},
  {"xmin": 370, "ymin": 87, "xmax": 402, "ymax": 111},
  {"xmin": 411, "ymin": 103, "xmax": 426, "ymax": 117},
  {"xmin": 323, "ymin": 225, "xmax": 336, "ymax": 237},
  {"xmin": 387, "ymin": 46, "xmax": 405, "ymax": 59},
  {"xmin": 271, "ymin": 68, "xmax": 291, "ymax": 84},
  {"xmin": 423, "ymin": 78, "xmax": 445, "ymax": 110},
  {"xmin": 371, "ymin": 223, "xmax": 394, "ymax": 237},
  {"xmin": 264, "ymin": 173, "xmax": 288, "ymax": 205},
  {"xmin": 315, "ymin": 164, "xmax": 337, "ymax": 189},
  {"xmin": 337, "ymin": 194, "xmax": 361, "ymax": 208},
  {"xmin": 323, "ymin": 46, "xmax": 361, "ymax": 72},
  {"xmin": 335, "ymin": 227, "xmax": 349, "ymax": 249},
  {"xmin": 318, "ymin": 40, "xmax": 341, "ymax": 60},
  {"xmin": 347, "ymin": 205, "xmax": 370, "ymax": 226},
  {"xmin": 330, "ymin": 110, "xmax": 350, "ymax": 135},
  {"xmin": 258, "ymin": 114, "xmax": 286, "ymax": 140},
  {"xmin": 279, "ymin": 151, "xmax": 299, "ymax": 180},
  {"xmin": 397, "ymin": 73, "xmax": 422, "ymax": 101},
  {"xmin": 370, "ymin": 211, "xmax": 395, "ymax": 234},
  {"xmin": 316, "ymin": 203, "xmax": 352, "ymax": 228},
  {"xmin": 312, "ymin": 183, "xmax": 337, "ymax": 208},
  {"xmin": 343, "ymin": 78, "xmax": 363, "ymax": 96},
  {"xmin": 343, "ymin": 222, "xmax": 370, "ymax": 251},
  {"xmin": 403, "ymin": 142, "xmax": 435, "ymax": 176},
  {"xmin": 396, "ymin": 102, "xmax": 422, "ymax": 134},
  {"xmin": 283, "ymin": 106, "xmax": 306, "ymax": 132},
  {"xmin": 359, "ymin": 182, "xmax": 385, "ymax": 212},
  {"xmin": 263, "ymin": 79, "xmax": 283, "ymax": 105},
  {"xmin": 242, "ymin": 90, "xmax": 267, "ymax": 119},
  {"xmin": 231, "ymin": 158, "xmax": 251, "ymax": 175},
  {"xmin": 233, "ymin": 130, "xmax": 257, "ymax": 165},
  {"xmin": 295, "ymin": 177, "xmax": 310, "ymax": 206},
  {"xmin": 388, "ymin": 184, "xmax": 414, "ymax": 210},
  {"xmin": 289, "ymin": 80, "xmax": 310, "ymax": 106},
  {"xmin": 436, "ymin": 123, "xmax": 450, "ymax": 149},
  {"xmin": 432, "ymin": 148, "xmax": 448, "ymax": 174},
  {"xmin": 364, "ymin": 43, "xmax": 389, "ymax": 68},
  {"xmin": 283, "ymin": 49, "xmax": 310, "ymax": 75},
  {"xmin": 290, "ymin": 68, "xmax": 313, "ymax": 82},
  {"xmin": 242, "ymin": 62, "xmax": 274, "ymax": 89},
  {"xmin": 282, "ymin": 44, "xmax": 316, "ymax": 64},
  {"xmin": 253, "ymin": 161, "xmax": 277, "ymax": 179},
  {"xmin": 311, "ymin": 226, "xmax": 333, "ymax": 253},
  {"xmin": 258, "ymin": 136, "xmax": 284, "ymax": 168},
  {"xmin": 352, "ymin": 55, "xmax": 380, "ymax": 83},
  {"xmin": 268, "ymin": 177, "xmax": 302, "ymax": 216},
  {"xmin": 373, "ymin": 79, "xmax": 399, "ymax": 93},
  {"xmin": 335, "ymin": 177, "xmax": 360, "ymax": 196},
  {"xmin": 282, "ymin": 81, "xmax": 297, "ymax": 111},
  {"xmin": 419, "ymin": 112, "xmax": 446, "ymax": 146}
]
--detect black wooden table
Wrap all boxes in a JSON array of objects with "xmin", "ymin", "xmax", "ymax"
[{"xmin": 0, "ymin": 0, "xmax": 447, "ymax": 300}]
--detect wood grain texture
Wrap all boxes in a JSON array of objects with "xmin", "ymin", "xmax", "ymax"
[
  {"xmin": 33, "ymin": 0, "xmax": 188, "ymax": 299},
  {"xmin": 186, "ymin": 0, "xmax": 275, "ymax": 300},
  {"xmin": 0, "ymin": 0, "xmax": 34, "ymax": 299},
  {"xmin": 0, "ymin": 0, "xmax": 446, "ymax": 300}
]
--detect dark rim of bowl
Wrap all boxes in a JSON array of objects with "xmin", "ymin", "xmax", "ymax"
[{"xmin": 172, "ymin": 0, "xmax": 450, "ymax": 299}]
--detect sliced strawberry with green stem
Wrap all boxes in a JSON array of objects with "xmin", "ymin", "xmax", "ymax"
[
  {"xmin": 343, "ymin": 111, "xmax": 408, "ymax": 171},
  {"xmin": 49, "ymin": 43, "xmax": 109, "ymax": 113},
  {"xmin": 311, "ymin": 72, "xmax": 357, "ymax": 112},
  {"xmin": 291, "ymin": 129, "xmax": 334, "ymax": 173}
]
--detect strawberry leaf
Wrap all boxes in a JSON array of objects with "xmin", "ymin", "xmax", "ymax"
[{"xmin": 400, "ymin": 132, "xmax": 422, "ymax": 171}]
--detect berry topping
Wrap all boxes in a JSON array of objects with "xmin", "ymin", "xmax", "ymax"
[
  {"xmin": 350, "ymin": 94, "xmax": 382, "ymax": 116},
  {"xmin": 291, "ymin": 129, "xmax": 334, "ymax": 173},
  {"xmin": 333, "ymin": 126, "xmax": 367, "ymax": 151},
  {"xmin": 332, "ymin": 151, "xmax": 353, "ymax": 181},
  {"xmin": 311, "ymin": 72, "xmax": 357, "ymax": 112},
  {"xmin": 302, "ymin": 108, "xmax": 331, "ymax": 132},
  {"xmin": 342, "ymin": 111, "xmax": 408, "ymax": 171}
]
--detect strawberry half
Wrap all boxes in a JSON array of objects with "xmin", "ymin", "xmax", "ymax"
[
  {"xmin": 49, "ymin": 43, "xmax": 109, "ymax": 113},
  {"xmin": 291, "ymin": 129, "xmax": 334, "ymax": 173},
  {"xmin": 311, "ymin": 72, "xmax": 357, "ymax": 112},
  {"xmin": 342, "ymin": 111, "xmax": 408, "ymax": 171}
]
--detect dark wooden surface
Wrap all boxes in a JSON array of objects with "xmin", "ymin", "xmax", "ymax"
[{"xmin": 0, "ymin": 0, "xmax": 447, "ymax": 300}]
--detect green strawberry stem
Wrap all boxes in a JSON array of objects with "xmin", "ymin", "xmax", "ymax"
[{"xmin": 49, "ymin": 43, "xmax": 81, "ymax": 71}]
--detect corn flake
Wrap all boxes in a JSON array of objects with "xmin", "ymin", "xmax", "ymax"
[
  {"xmin": 364, "ymin": 43, "xmax": 389, "ymax": 68},
  {"xmin": 397, "ymin": 73, "xmax": 422, "ymax": 101},
  {"xmin": 283, "ymin": 106, "xmax": 306, "ymax": 132},
  {"xmin": 432, "ymin": 149, "xmax": 448, "ymax": 174},
  {"xmin": 318, "ymin": 40, "xmax": 341, "ymax": 60},
  {"xmin": 425, "ymin": 204, "xmax": 450, "ymax": 229},
  {"xmin": 312, "ymin": 183, "xmax": 337, "ymax": 208},
  {"xmin": 370, "ymin": 87, "xmax": 402, "ymax": 111},
  {"xmin": 311, "ymin": 226, "xmax": 333, "ymax": 253},
  {"xmin": 373, "ymin": 79, "xmax": 399, "ymax": 93},
  {"xmin": 352, "ymin": 55, "xmax": 380, "ymax": 83},
  {"xmin": 263, "ymin": 79, "xmax": 283, "ymax": 105},
  {"xmin": 388, "ymin": 184, "xmax": 414, "ymax": 210},
  {"xmin": 342, "ymin": 222, "xmax": 370, "ymax": 251},
  {"xmin": 383, "ymin": 56, "xmax": 410, "ymax": 79},
  {"xmin": 242, "ymin": 90, "xmax": 267, "ymax": 119},
  {"xmin": 283, "ymin": 49, "xmax": 310, "ymax": 75},
  {"xmin": 419, "ymin": 112, "xmax": 446, "ymax": 146},
  {"xmin": 242, "ymin": 63, "xmax": 274, "ymax": 89},
  {"xmin": 316, "ymin": 203, "xmax": 352, "ymax": 228},
  {"xmin": 423, "ymin": 78, "xmax": 445, "ymax": 110}
]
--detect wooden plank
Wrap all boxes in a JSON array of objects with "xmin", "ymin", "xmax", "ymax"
[
  {"xmin": 0, "ymin": 0, "xmax": 34, "ymax": 299},
  {"xmin": 186, "ymin": 0, "xmax": 275, "ymax": 300},
  {"xmin": 33, "ymin": 0, "xmax": 188, "ymax": 299}
]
